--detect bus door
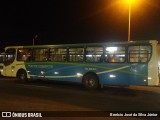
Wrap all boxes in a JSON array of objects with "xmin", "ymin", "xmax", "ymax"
[{"xmin": 3, "ymin": 49, "xmax": 16, "ymax": 77}]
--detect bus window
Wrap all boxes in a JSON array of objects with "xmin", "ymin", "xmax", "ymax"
[
  {"xmin": 49, "ymin": 48, "xmax": 67, "ymax": 62},
  {"xmin": 69, "ymin": 48, "xmax": 84, "ymax": 62},
  {"xmin": 33, "ymin": 48, "xmax": 49, "ymax": 61},
  {"xmin": 105, "ymin": 46, "xmax": 125, "ymax": 63},
  {"xmin": 4, "ymin": 48, "xmax": 16, "ymax": 66},
  {"xmin": 128, "ymin": 45, "xmax": 151, "ymax": 63},
  {"xmin": 86, "ymin": 47, "xmax": 103, "ymax": 62},
  {"xmin": 0, "ymin": 53, "xmax": 5, "ymax": 63},
  {"xmin": 17, "ymin": 48, "xmax": 32, "ymax": 61}
]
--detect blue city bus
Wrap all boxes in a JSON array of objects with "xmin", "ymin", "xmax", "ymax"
[{"xmin": 0, "ymin": 40, "xmax": 159, "ymax": 89}]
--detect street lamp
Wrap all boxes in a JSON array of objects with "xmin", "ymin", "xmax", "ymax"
[
  {"xmin": 33, "ymin": 35, "xmax": 38, "ymax": 46},
  {"xmin": 123, "ymin": 0, "xmax": 135, "ymax": 41},
  {"xmin": 128, "ymin": 0, "xmax": 132, "ymax": 42},
  {"xmin": 120, "ymin": 0, "xmax": 141, "ymax": 41}
]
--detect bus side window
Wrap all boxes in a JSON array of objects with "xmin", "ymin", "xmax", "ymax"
[
  {"xmin": 105, "ymin": 46, "xmax": 125, "ymax": 63},
  {"xmin": 128, "ymin": 46, "xmax": 151, "ymax": 63},
  {"xmin": 17, "ymin": 49, "xmax": 32, "ymax": 62},
  {"xmin": 86, "ymin": 47, "xmax": 103, "ymax": 63},
  {"xmin": 49, "ymin": 48, "xmax": 67, "ymax": 62},
  {"xmin": 32, "ymin": 48, "xmax": 49, "ymax": 62},
  {"xmin": 69, "ymin": 48, "xmax": 84, "ymax": 62}
]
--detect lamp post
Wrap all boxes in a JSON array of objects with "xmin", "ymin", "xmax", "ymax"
[
  {"xmin": 128, "ymin": 0, "xmax": 132, "ymax": 42},
  {"xmin": 33, "ymin": 38, "xmax": 35, "ymax": 46},
  {"xmin": 33, "ymin": 35, "xmax": 38, "ymax": 46}
]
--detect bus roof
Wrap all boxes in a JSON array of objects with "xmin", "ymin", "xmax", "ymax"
[{"xmin": 5, "ymin": 40, "xmax": 157, "ymax": 49}]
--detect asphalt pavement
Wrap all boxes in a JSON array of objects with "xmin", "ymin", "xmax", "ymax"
[{"xmin": 0, "ymin": 77, "xmax": 160, "ymax": 120}]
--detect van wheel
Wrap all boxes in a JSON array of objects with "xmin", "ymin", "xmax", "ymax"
[
  {"xmin": 18, "ymin": 70, "xmax": 28, "ymax": 82},
  {"xmin": 83, "ymin": 74, "xmax": 99, "ymax": 89}
]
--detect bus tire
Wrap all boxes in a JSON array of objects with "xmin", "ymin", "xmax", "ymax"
[
  {"xmin": 17, "ymin": 70, "xmax": 28, "ymax": 83},
  {"xmin": 82, "ymin": 73, "xmax": 99, "ymax": 89}
]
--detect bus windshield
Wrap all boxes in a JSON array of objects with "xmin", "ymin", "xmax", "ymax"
[{"xmin": 3, "ymin": 48, "xmax": 16, "ymax": 66}]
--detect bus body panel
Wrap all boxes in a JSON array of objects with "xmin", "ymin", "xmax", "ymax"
[
  {"xmin": 25, "ymin": 62, "xmax": 148, "ymax": 86},
  {"xmin": 148, "ymin": 40, "xmax": 159, "ymax": 85},
  {"xmin": 3, "ymin": 60, "xmax": 29, "ymax": 78}
]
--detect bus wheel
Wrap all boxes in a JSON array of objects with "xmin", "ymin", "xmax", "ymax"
[
  {"xmin": 17, "ymin": 70, "xmax": 28, "ymax": 82},
  {"xmin": 83, "ymin": 74, "xmax": 99, "ymax": 89}
]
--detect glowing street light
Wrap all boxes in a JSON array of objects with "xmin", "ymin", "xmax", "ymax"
[{"xmin": 123, "ymin": 0, "xmax": 136, "ymax": 42}]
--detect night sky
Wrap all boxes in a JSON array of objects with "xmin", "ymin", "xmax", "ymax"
[{"xmin": 0, "ymin": 0, "xmax": 160, "ymax": 51}]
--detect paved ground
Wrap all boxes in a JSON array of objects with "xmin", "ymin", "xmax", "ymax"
[{"xmin": 0, "ymin": 77, "xmax": 160, "ymax": 120}]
